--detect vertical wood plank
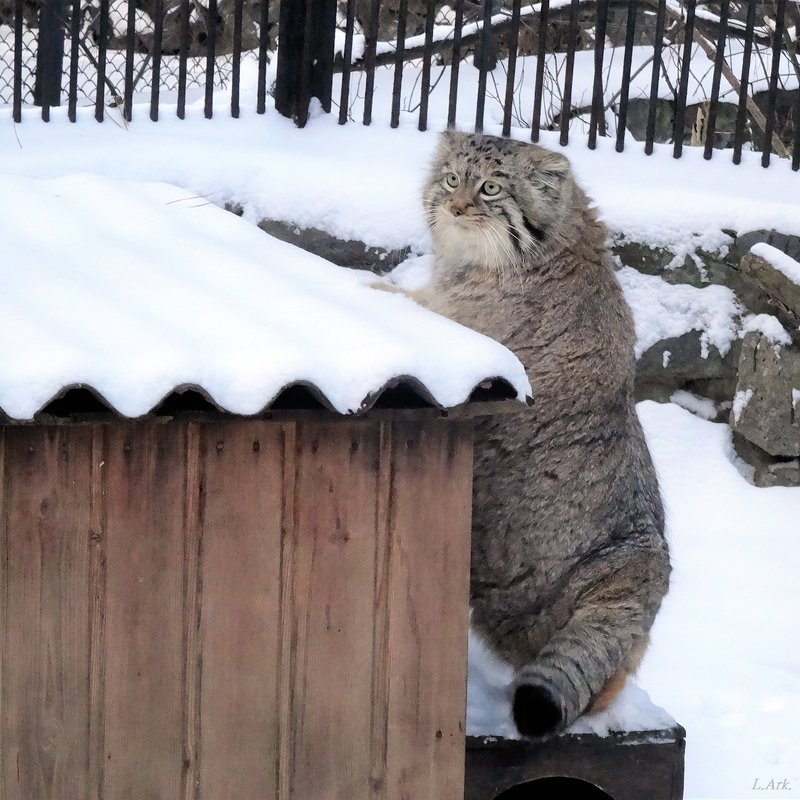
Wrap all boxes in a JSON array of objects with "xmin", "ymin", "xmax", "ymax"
[
  {"xmin": 182, "ymin": 423, "xmax": 203, "ymax": 800},
  {"xmin": 284, "ymin": 421, "xmax": 380, "ymax": 800},
  {"xmin": 384, "ymin": 421, "xmax": 473, "ymax": 800},
  {"xmin": 198, "ymin": 420, "xmax": 283, "ymax": 800},
  {"xmin": 88, "ymin": 425, "xmax": 108, "ymax": 800},
  {"xmin": 1, "ymin": 426, "xmax": 92, "ymax": 800},
  {"xmin": 277, "ymin": 421, "xmax": 297, "ymax": 800},
  {"xmin": 368, "ymin": 422, "xmax": 393, "ymax": 799},
  {"xmin": 275, "ymin": 422, "xmax": 297, "ymax": 800},
  {"xmin": 102, "ymin": 423, "xmax": 187, "ymax": 800}
]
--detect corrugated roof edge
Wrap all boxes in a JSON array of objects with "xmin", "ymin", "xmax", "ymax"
[{"xmin": 0, "ymin": 379, "xmax": 531, "ymax": 425}]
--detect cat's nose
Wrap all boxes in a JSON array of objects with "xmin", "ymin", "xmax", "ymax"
[{"xmin": 450, "ymin": 200, "xmax": 470, "ymax": 217}]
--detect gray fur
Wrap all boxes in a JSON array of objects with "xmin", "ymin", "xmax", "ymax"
[{"xmin": 418, "ymin": 131, "xmax": 670, "ymax": 738}]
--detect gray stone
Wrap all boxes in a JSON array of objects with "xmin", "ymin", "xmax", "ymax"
[
  {"xmin": 635, "ymin": 331, "xmax": 740, "ymax": 402},
  {"xmin": 739, "ymin": 251, "xmax": 800, "ymax": 335},
  {"xmin": 752, "ymin": 89, "xmax": 800, "ymax": 153},
  {"xmin": 256, "ymin": 218, "xmax": 410, "ymax": 272},
  {"xmin": 732, "ymin": 433, "xmax": 800, "ymax": 489},
  {"xmin": 762, "ymin": 459, "xmax": 800, "ymax": 488},
  {"xmin": 623, "ymin": 99, "xmax": 673, "ymax": 145},
  {"xmin": 730, "ymin": 332, "xmax": 800, "ymax": 458},
  {"xmin": 623, "ymin": 98, "xmax": 741, "ymax": 150},
  {"xmin": 730, "ymin": 230, "xmax": 800, "ymax": 266},
  {"xmin": 613, "ymin": 240, "xmax": 681, "ymax": 276},
  {"xmin": 354, "ymin": 0, "xmax": 449, "ymax": 40},
  {"xmin": 612, "ymin": 238, "xmax": 712, "ymax": 289}
]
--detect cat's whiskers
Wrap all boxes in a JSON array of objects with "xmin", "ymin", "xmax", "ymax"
[
  {"xmin": 482, "ymin": 226, "xmax": 509, "ymax": 286},
  {"xmin": 485, "ymin": 223, "xmax": 523, "ymax": 285},
  {"xmin": 502, "ymin": 226, "xmax": 531, "ymax": 287}
]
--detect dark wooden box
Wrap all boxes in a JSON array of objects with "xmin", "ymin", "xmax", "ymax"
[{"xmin": 465, "ymin": 727, "xmax": 686, "ymax": 800}]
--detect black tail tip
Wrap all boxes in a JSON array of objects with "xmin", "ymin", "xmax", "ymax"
[{"xmin": 513, "ymin": 682, "xmax": 563, "ymax": 738}]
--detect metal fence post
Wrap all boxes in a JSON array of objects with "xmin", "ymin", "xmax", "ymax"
[
  {"xmin": 275, "ymin": 0, "xmax": 337, "ymax": 126},
  {"xmin": 34, "ymin": 0, "xmax": 67, "ymax": 113}
]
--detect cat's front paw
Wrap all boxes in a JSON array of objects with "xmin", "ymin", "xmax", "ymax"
[{"xmin": 512, "ymin": 683, "xmax": 563, "ymax": 738}]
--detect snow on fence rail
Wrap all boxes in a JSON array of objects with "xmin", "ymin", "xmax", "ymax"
[{"xmin": 2, "ymin": 0, "xmax": 799, "ymax": 169}]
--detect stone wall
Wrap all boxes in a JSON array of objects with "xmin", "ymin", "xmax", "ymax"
[{"xmin": 616, "ymin": 232, "xmax": 800, "ymax": 488}]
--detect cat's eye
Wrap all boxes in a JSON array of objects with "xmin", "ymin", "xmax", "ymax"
[
  {"xmin": 481, "ymin": 181, "xmax": 502, "ymax": 197},
  {"xmin": 444, "ymin": 173, "xmax": 460, "ymax": 189}
]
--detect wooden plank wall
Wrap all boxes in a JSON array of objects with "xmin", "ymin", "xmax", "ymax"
[{"xmin": 0, "ymin": 418, "xmax": 472, "ymax": 800}]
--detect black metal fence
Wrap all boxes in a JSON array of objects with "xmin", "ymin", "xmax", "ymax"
[{"xmin": 2, "ymin": 0, "xmax": 799, "ymax": 169}]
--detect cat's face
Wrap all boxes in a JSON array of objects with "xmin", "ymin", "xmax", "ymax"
[{"xmin": 422, "ymin": 131, "xmax": 573, "ymax": 276}]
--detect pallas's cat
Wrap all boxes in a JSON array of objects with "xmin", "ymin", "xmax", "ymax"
[{"xmin": 417, "ymin": 131, "xmax": 670, "ymax": 738}]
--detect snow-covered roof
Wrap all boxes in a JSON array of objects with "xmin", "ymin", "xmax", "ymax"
[{"xmin": 0, "ymin": 174, "xmax": 530, "ymax": 423}]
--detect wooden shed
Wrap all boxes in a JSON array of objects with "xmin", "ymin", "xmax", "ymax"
[
  {"xmin": 0, "ymin": 391, "xmax": 521, "ymax": 800},
  {"xmin": 0, "ymin": 205, "xmax": 531, "ymax": 800}
]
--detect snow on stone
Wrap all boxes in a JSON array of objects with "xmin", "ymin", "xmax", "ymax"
[
  {"xmin": 0, "ymin": 174, "xmax": 530, "ymax": 421},
  {"xmin": 615, "ymin": 267, "xmax": 741, "ymax": 359},
  {"xmin": 750, "ymin": 242, "xmax": 800, "ymax": 288},
  {"xmin": 740, "ymin": 313, "xmax": 793, "ymax": 346},
  {"xmin": 793, "ymin": 389, "xmax": 800, "ymax": 412},
  {"xmin": 732, "ymin": 389, "xmax": 754, "ymax": 423},
  {"xmin": 669, "ymin": 390, "xmax": 717, "ymax": 421}
]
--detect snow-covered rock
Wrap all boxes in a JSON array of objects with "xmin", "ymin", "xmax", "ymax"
[{"xmin": 740, "ymin": 244, "xmax": 800, "ymax": 333}]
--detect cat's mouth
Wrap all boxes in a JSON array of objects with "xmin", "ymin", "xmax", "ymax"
[
  {"xmin": 443, "ymin": 210, "xmax": 488, "ymax": 228},
  {"xmin": 432, "ymin": 210, "xmax": 520, "ymax": 273}
]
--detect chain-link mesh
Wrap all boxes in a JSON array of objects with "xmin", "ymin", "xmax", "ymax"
[
  {"xmin": 0, "ymin": 0, "xmax": 268, "ymax": 110},
  {"xmin": 0, "ymin": 24, "xmax": 36, "ymax": 104}
]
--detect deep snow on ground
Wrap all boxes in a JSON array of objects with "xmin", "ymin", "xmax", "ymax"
[{"xmin": 2, "ymin": 76, "xmax": 800, "ymax": 798}]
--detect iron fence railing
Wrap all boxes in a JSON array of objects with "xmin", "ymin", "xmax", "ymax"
[{"xmin": 1, "ymin": 0, "xmax": 799, "ymax": 168}]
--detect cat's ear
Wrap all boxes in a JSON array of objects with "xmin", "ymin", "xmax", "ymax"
[
  {"xmin": 438, "ymin": 129, "xmax": 465, "ymax": 148},
  {"xmin": 435, "ymin": 129, "xmax": 462, "ymax": 162},
  {"xmin": 535, "ymin": 150, "xmax": 571, "ymax": 182}
]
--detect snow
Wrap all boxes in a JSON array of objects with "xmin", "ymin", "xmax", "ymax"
[
  {"xmin": 669, "ymin": 389, "xmax": 718, "ymax": 421},
  {"xmin": 614, "ymin": 267, "xmax": 741, "ymax": 359},
  {"xmin": 732, "ymin": 388, "xmax": 754, "ymax": 424},
  {"xmin": 750, "ymin": 242, "xmax": 800, "ymax": 289},
  {"xmin": 2, "ymin": 69, "xmax": 800, "ymax": 798},
  {"xmin": 0, "ymin": 173, "xmax": 530, "ymax": 420},
  {"xmin": 636, "ymin": 402, "xmax": 800, "ymax": 800},
  {"xmin": 740, "ymin": 314, "xmax": 793, "ymax": 347}
]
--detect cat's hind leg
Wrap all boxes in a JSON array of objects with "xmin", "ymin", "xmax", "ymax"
[
  {"xmin": 511, "ymin": 548, "xmax": 668, "ymax": 739},
  {"xmin": 586, "ymin": 634, "xmax": 649, "ymax": 713}
]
